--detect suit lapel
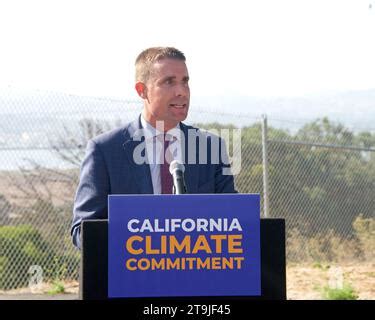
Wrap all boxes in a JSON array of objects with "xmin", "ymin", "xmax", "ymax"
[{"xmin": 122, "ymin": 117, "xmax": 153, "ymax": 194}]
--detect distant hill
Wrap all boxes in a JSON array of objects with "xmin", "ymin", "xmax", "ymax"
[{"xmin": 194, "ymin": 89, "xmax": 375, "ymax": 132}]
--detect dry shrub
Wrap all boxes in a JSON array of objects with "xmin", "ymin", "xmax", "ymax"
[
  {"xmin": 287, "ymin": 227, "xmax": 364, "ymax": 264},
  {"xmin": 353, "ymin": 214, "xmax": 375, "ymax": 262}
]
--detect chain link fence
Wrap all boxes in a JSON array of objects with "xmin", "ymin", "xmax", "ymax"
[{"xmin": 0, "ymin": 89, "xmax": 374, "ymax": 291}]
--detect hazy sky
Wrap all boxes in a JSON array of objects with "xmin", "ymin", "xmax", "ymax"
[{"xmin": 0, "ymin": 0, "xmax": 374, "ymax": 99}]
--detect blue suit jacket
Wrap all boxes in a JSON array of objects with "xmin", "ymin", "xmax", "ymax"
[{"xmin": 71, "ymin": 116, "xmax": 237, "ymax": 248}]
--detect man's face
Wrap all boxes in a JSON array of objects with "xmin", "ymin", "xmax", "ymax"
[{"xmin": 139, "ymin": 58, "xmax": 190, "ymax": 131}]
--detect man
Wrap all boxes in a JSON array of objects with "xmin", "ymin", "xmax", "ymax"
[{"xmin": 71, "ymin": 47, "xmax": 237, "ymax": 248}]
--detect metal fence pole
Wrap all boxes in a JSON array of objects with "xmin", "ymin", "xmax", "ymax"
[{"xmin": 261, "ymin": 114, "xmax": 269, "ymax": 218}]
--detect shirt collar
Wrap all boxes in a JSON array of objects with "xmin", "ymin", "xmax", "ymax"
[{"xmin": 140, "ymin": 115, "xmax": 182, "ymax": 142}]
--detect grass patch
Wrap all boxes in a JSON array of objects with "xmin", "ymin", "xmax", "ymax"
[
  {"xmin": 47, "ymin": 280, "xmax": 65, "ymax": 295},
  {"xmin": 321, "ymin": 284, "xmax": 358, "ymax": 300},
  {"xmin": 312, "ymin": 262, "xmax": 330, "ymax": 270}
]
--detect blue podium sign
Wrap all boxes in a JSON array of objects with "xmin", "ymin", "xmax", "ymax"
[{"xmin": 108, "ymin": 194, "xmax": 261, "ymax": 298}]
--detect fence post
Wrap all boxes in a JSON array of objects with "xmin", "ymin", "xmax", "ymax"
[{"xmin": 261, "ymin": 114, "xmax": 269, "ymax": 218}]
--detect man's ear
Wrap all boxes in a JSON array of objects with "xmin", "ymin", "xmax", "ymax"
[{"xmin": 135, "ymin": 82, "xmax": 147, "ymax": 99}]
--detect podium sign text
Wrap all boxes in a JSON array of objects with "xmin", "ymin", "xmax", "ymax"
[{"xmin": 108, "ymin": 194, "xmax": 261, "ymax": 298}]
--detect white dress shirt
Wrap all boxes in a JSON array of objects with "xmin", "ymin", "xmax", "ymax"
[{"xmin": 140, "ymin": 116, "xmax": 184, "ymax": 194}]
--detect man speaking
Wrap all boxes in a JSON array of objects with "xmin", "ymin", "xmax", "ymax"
[{"xmin": 71, "ymin": 47, "xmax": 237, "ymax": 248}]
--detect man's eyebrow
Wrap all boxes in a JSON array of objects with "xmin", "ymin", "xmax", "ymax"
[
  {"xmin": 161, "ymin": 75, "xmax": 189, "ymax": 82},
  {"xmin": 160, "ymin": 76, "xmax": 176, "ymax": 82}
]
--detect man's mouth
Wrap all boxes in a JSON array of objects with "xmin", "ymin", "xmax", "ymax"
[{"xmin": 169, "ymin": 104, "xmax": 187, "ymax": 109}]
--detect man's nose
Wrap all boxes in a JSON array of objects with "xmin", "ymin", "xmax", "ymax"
[{"xmin": 175, "ymin": 83, "xmax": 189, "ymax": 96}]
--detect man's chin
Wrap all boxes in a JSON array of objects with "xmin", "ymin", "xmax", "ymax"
[
  {"xmin": 174, "ymin": 108, "xmax": 189, "ymax": 119},
  {"xmin": 161, "ymin": 116, "xmax": 188, "ymax": 130},
  {"xmin": 176, "ymin": 114, "xmax": 188, "ymax": 124}
]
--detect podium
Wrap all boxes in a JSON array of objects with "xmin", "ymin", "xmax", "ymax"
[{"xmin": 80, "ymin": 218, "xmax": 286, "ymax": 300}]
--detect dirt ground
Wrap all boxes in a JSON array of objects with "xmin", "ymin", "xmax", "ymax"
[
  {"xmin": 0, "ymin": 281, "xmax": 79, "ymax": 300},
  {"xmin": 1, "ymin": 263, "xmax": 373, "ymax": 300},
  {"xmin": 286, "ymin": 262, "xmax": 374, "ymax": 300}
]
